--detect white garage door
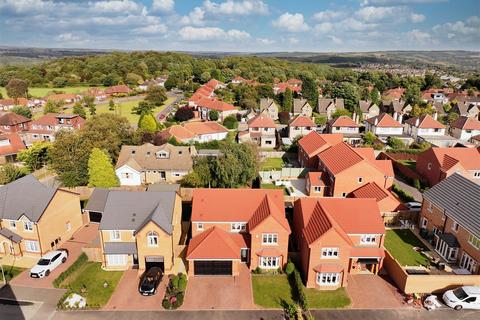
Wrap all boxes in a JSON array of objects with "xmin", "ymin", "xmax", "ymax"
[{"xmin": 106, "ymin": 254, "xmax": 127, "ymax": 266}]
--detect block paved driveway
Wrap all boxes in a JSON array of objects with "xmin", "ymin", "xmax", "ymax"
[
  {"xmin": 103, "ymin": 269, "xmax": 168, "ymax": 310},
  {"xmin": 346, "ymin": 274, "xmax": 406, "ymax": 309},
  {"xmin": 181, "ymin": 264, "xmax": 255, "ymax": 310},
  {"xmin": 10, "ymin": 223, "xmax": 99, "ymax": 289}
]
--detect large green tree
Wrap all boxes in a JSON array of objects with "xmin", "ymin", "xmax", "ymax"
[
  {"xmin": 72, "ymin": 101, "xmax": 86, "ymax": 118},
  {"xmin": 43, "ymin": 100, "xmax": 63, "ymax": 114},
  {"xmin": 87, "ymin": 148, "xmax": 119, "ymax": 187},
  {"xmin": 138, "ymin": 113, "xmax": 158, "ymax": 132},
  {"xmin": 17, "ymin": 141, "xmax": 52, "ymax": 171},
  {"xmin": 11, "ymin": 105, "xmax": 32, "ymax": 119},
  {"xmin": 299, "ymin": 75, "xmax": 318, "ymax": 107},
  {"xmin": 132, "ymin": 101, "xmax": 154, "ymax": 115},
  {"xmin": 5, "ymin": 78, "xmax": 28, "ymax": 100},
  {"xmin": 282, "ymin": 87, "xmax": 293, "ymax": 112},
  {"xmin": 0, "ymin": 164, "xmax": 27, "ymax": 184},
  {"xmin": 145, "ymin": 86, "xmax": 167, "ymax": 106}
]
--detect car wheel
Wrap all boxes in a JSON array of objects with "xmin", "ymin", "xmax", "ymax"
[
  {"xmin": 454, "ymin": 305, "xmax": 463, "ymax": 310},
  {"xmin": 45, "ymin": 270, "xmax": 50, "ymax": 277},
  {"xmin": 62, "ymin": 257, "xmax": 67, "ymax": 263}
]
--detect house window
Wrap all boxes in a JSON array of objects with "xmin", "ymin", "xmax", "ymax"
[
  {"xmin": 8, "ymin": 220, "xmax": 16, "ymax": 229},
  {"xmin": 316, "ymin": 272, "xmax": 340, "ymax": 286},
  {"xmin": 265, "ymin": 140, "xmax": 272, "ymax": 145},
  {"xmin": 341, "ymin": 192, "xmax": 347, "ymax": 197},
  {"xmin": 197, "ymin": 223, "xmax": 204, "ymax": 231},
  {"xmin": 24, "ymin": 221, "xmax": 33, "ymax": 232},
  {"xmin": 156, "ymin": 151, "xmax": 169, "ymax": 158},
  {"xmin": 147, "ymin": 231, "xmax": 159, "ymax": 247},
  {"xmin": 25, "ymin": 240, "xmax": 40, "ymax": 253},
  {"xmin": 122, "ymin": 172, "xmax": 131, "ymax": 179},
  {"xmin": 260, "ymin": 256, "xmax": 279, "ymax": 269},
  {"xmin": 360, "ymin": 234, "xmax": 376, "ymax": 244},
  {"xmin": 421, "ymin": 218, "xmax": 428, "ymax": 229},
  {"xmin": 110, "ymin": 230, "xmax": 121, "ymax": 241},
  {"xmin": 231, "ymin": 223, "xmax": 246, "ymax": 232},
  {"xmin": 66, "ymin": 222, "xmax": 71, "ymax": 231},
  {"xmin": 451, "ymin": 221, "xmax": 459, "ymax": 233},
  {"xmin": 468, "ymin": 234, "xmax": 480, "ymax": 250},
  {"xmin": 474, "ymin": 172, "xmax": 480, "ymax": 178},
  {"xmin": 262, "ymin": 233, "xmax": 278, "ymax": 245},
  {"xmin": 313, "ymin": 186, "xmax": 322, "ymax": 193},
  {"xmin": 358, "ymin": 177, "xmax": 363, "ymax": 183},
  {"xmin": 321, "ymin": 248, "xmax": 339, "ymax": 258},
  {"xmin": 427, "ymin": 163, "xmax": 432, "ymax": 170}
]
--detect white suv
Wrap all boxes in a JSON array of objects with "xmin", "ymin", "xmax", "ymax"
[{"xmin": 30, "ymin": 250, "xmax": 68, "ymax": 278}]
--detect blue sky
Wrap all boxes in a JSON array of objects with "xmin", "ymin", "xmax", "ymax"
[{"xmin": 0, "ymin": 0, "xmax": 479, "ymax": 52}]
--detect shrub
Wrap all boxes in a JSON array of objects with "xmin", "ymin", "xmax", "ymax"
[
  {"xmin": 291, "ymin": 269, "xmax": 308, "ymax": 311},
  {"xmin": 174, "ymin": 107, "xmax": 194, "ymax": 122},
  {"xmin": 413, "ymin": 179, "xmax": 421, "ymax": 190},
  {"xmin": 223, "ymin": 115, "xmax": 238, "ymax": 129},
  {"xmin": 278, "ymin": 111, "xmax": 290, "ymax": 125},
  {"xmin": 209, "ymin": 110, "xmax": 219, "ymax": 121},
  {"xmin": 178, "ymin": 273, "xmax": 187, "ymax": 292},
  {"xmin": 162, "ymin": 273, "xmax": 187, "ymax": 310},
  {"xmin": 53, "ymin": 253, "xmax": 88, "ymax": 288},
  {"xmin": 285, "ymin": 260, "xmax": 295, "ymax": 275},
  {"xmin": 170, "ymin": 274, "xmax": 179, "ymax": 289},
  {"xmin": 392, "ymin": 184, "xmax": 415, "ymax": 202}
]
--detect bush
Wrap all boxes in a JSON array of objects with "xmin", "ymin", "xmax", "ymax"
[
  {"xmin": 392, "ymin": 184, "xmax": 415, "ymax": 202},
  {"xmin": 174, "ymin": 107, "xmax": 194, "ymax": 122},
  {"xmin": 291, "ymin": 269, "xmax": 308, "ymax": 311},
  {"xmin": 178, "ymin": 273, "xmax": 187, "ymax": 291},
  {"xmin": 413, "ymin": 179, "xmax": 421, "ymax": 190},
  {"xmin": 162, "ymin": 273, "xmax": 187, "ymax": 310},
  {"xmin": 278, "ymin": 111, "xmax": 290, "ymax": 125},
  {"xmin": 285, "ymin": 260, "xmax": 295, "ymax": 275},
  {"xmin": 53, "ymin": 253, "xmax": 88, "ymax": 288},
  {"xmin": 209, "ymin": 110, "xmax": 219, "ymax": 121},
  {"xmin": 223, "ymin": 115, "xmax": 238, "ymax": 129}
]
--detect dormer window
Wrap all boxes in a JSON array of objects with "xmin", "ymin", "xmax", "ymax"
[
  {"xmin": 156, "ymin": 151, "xmax": 169, "ymax": 159},
  {"xmin": 146, "ymin": 151, "xmax": 151, "ymax": 156},
  {"xmin": 131, "ymin": 150, "xmax": 136, "ymax": 155}
]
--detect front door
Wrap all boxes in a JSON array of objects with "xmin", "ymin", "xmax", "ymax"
[
  {"xmin": 133, "ymin": 254, "xmax": 139, "ymax": 266},
  {"xmin": 160, "ymin": 171, "xmax": 166, "ymax": 180},
  {"xmin": 460, "ymin": 252, "xmax": 477, "ymax": 273},
  {"xmin": 240, "ymin": 249, "xmax": 249, "ymax": 263}
]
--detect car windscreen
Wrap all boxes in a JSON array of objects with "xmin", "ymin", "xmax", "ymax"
[
  {"xmin": 37, "ymin": 259, "xmax": 50, "ymax": 265},
  {"xmin": 453, "ymin": 288, "xmax": 468, "ymax": 300}
]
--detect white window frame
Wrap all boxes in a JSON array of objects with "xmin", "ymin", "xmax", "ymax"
[
  {"xmin": 468, "ymin": 234, "xmax": 480, "ymax": 250},
  {"xmin": 231, "ymin": 223, "xmax": 246, "ymax": 233},
  {"xmin": 316, "ymin": 272, "xmax": 340, "ymax": 286},
  {"xmin": 147, "ymin": 231, "xmax": 158, "ymax": 247},
  {"xmin": 262, "ymin": 233, "xmax": 278, "ymax": 245},
  {"xmin": 260, "ymin": 256, "xmax": 280, "ymax": 269},
  {"xmin": 106, "ymin": 254, "xmax": 127, "ymax": 266},
  {"xmin": 197, "ymin": 222, "xmax": 204, "ymax": 231},
  {"xmin": 474, "ymin": 171, "xmax": 480, "ymax": 178},
  {"xmin": 24, "ymin": 221, "xmax": 33, "ymax": 232},
  {"xmin": 110, "ymin": 230, "xmax": 121, "ymax": 241},
  {"xmin": 25, "ymin": 240, "xmax": 40, "ymax": 253},
  {"xmin": 360, "ymin": 234, "xmax": 376, "ymax": 244},
  {"xmin": 313, "ymin": 186, "xmax": 322, "ymax": 193},
  {"xmin": 321, "ymin": 247, "xmax": 339, "ymax": 258},
  {"xmin": 451, "ymin": 221, "xmax": 459, "ymax": 233},
  {"xmin": 341, "ymin": 192, "xmax": 347, "ymax": 197},
  {"xmin": 7, "ymin": 220, "xmax": 16, "ymax": 229},
  {"xmin": 421, "ymin": 217, "xmax": 428, "ymax": 229},
  {"xmin": 358, "ymin": 177, "xmax": 363, "ymax": 183},
  {"xmin": 66, "ymin": 221, "xmax": 71, "ymax": 231}
]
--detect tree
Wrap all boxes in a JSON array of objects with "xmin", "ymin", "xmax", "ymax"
[
  {"xmin": 209, "ymin": 110, "xmax": 219, "ymax": 121},
  {"xmin": 223, "ymin": 115, "xmax": 238, "ymax": 129},
  {"xmin": 238, "ymin": 98, "xmax": 256, "ymax": 110},
  {"xmin": 447, "ymin": 112, "xmax": 459, "ymax": 124},
  {"xmin": 138, "ymin": 113, "xmax": 158, "ymax": 132},
  {"xmin": 299, "ymin": 76, "xmax": 318, "ymax": 107},
  {"xmin": 43, "ymin": 100, "xmax": 63, "ymax": 114},
  {"xmin": 331, "ymin": 82, "xmax": 359, "ymax": 111},
  {"xmin": 164, "ymin": 76, "xmax": 176, "ymax": 90},
  {"xmin": 87, "ymin": 148, "xmax": 119, "ymax": 188},
  {"xmin": 82, "ymin": 95, "xmax": 96, "ymax": 116},
  {"xmin": 0, "ymin": 164, "xmax": 27, "ymax": 184},
  {"xmin": 314, "ymin": 115, "xmax": 327, "ymax": 126},
  {"xmin": 6, "ymin": 78, "xmax": 28, "ymax": 100},
  {"xmin": 72, "ymin": 101, "xmax": 86, "ymax": 118},
  {"xmin": 423, "ymin": 73, "xmax": 442, "ymax": 90},
  {"xmin": 174, "ymin": 107, "xmax": 194, "ymax": 122},
  {"xmin": 387, "ymin": 137, "xmax": 404, "ymax": 149},
  {"xmin": 363, "ymin": 132, "xmax": 376, "ymax": 145},
  {"xmin": 278, "ymin": 111, "xmax": 290, "ymax": 125},
  {"xmin": 17, "ymin": 141, "xmax": 52, "ymax": 171},
  {"xmin": 146, "ymin": 86, "xmax": 167, "ymax": 106},
  {"xmin": 126, "ymin": 72, "xmax": 143, "ymax": 85},
  {"xmin": 282, "ymin": 87, "xmax": 293, "ymax": 112},
  {"xmin": 108, "ymin": 99, "xmax": 116, "ymax": 111},
  {"xmin": 132, "ymin": 101, "xmax": 154, "ymax": 115},
  {"xmin": 403, "ymin": 84, "xmax": 421, "ymax": 105},
  {"xmin": 331, "ymin": 109, "xmax": 352, "ymax": 119},
  {"xmin": 49, "ymin": 131, "xmax": 92, "ymax": 187},
  {"xmin": 11, "ymin": 105, "xmax": 32, "ymax": 119}
]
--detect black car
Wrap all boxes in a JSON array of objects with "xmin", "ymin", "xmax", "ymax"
[{"xmin": 138, "ymin": 267, "xmax": 163, "ymax": 296}]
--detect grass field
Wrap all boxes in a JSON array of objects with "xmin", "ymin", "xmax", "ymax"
[
  {"xmin": 1, "ymin": 86, "xmax": 104, "ymax": 98},
  {"xmin": 385, "ymin": 229, "xmax": 430, "ymax": 267},
  {"xmin": 261, "ymin": 183, "xmax": 288, "ymax": 195},
  {"xmin": 0, "ymin": 266, "xmax": 25, "ymax": 283},
  {"xmin": 252, "ymin": 275, "xmax": 350, "ymax": 309},
  {"xmin": 260, "ymin": 157, "xmax": 285, "ymax": 171}
]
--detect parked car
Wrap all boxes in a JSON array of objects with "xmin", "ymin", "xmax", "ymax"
[
  {"xmin": 443, "ymin": 286, "xmax": 480, "ymax": 310},
  {"xmin": 138, "ymin": 267, "xmax": 163, "ymax": 296},
  {"xmin": 405, "ymin": 202, "xmax": 422, "ymax": 211},
  {"xmin": 30, "ymin": 250, "xmax": 68, "ymax": 278}
]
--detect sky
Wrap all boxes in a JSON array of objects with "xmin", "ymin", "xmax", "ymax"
[{"xmin": 0, "ymin": 0, "xmax": 479, "ymax": 52}]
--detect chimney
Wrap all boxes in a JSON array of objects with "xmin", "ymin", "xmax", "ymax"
[
  {"xmin": 433, "ymin": 112, "xmax": 438, "ymax": 120},
  {"xmin": 393, "ymin": 112, "xmax": 398, "ymax": 121},
  {"xmin": 415, "ymin": 118, "xmax": 420, "ymax": 127},
  {"xmin": 374, "ymin": 117, "xmax": 378, "ymax": 126}
]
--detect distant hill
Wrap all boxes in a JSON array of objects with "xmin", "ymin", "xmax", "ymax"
[{"xmin": 0, "ymin": 46, "xmax": 111, "ymax": 65}]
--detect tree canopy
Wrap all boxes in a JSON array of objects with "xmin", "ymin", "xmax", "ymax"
[{"xmin": 87, "ymin": 148, "xmax": 119, "ymax": 188}]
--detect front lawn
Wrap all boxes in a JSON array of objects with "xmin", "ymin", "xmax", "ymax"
[
  {"xmin": 261, "ymin": 157, "xmax": 284, "ymax": 171},
  {"xmin": 261, "ymin": 183, "xmax": 288, "ymax": 195},
  {"xmin": 252, "ymin": 275, "xmax": 350, "ymax": 309},
  {"xmin": 1, "ymin": 86, "xmax": 103, "ymax": 98},
  {"xmin": 57, "ymin": 260, "xmax": 123, "ymax": 308},
  {"xmin": 385, "ymin": 229, "xmax": 429, "ymax": 267},
  {"xmin": 0, "ymin": 265, "xmax": 25, "ymax": 283}
]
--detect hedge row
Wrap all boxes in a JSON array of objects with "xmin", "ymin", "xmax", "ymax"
[
  {"xmin": 392, "ymin": 184, "xmax": 415, "ymax": 203},
  {"xmin": 53, "ymin": 253, "xmax": 88, "ymax": 288}
]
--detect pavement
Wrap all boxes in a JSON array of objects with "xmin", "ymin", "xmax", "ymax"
[
  {"xmin": 156, "ymin": 92, "xmax": 183, "ymax": 121},
  {"xmin": 346, "ymin": 274, "xmax": 405, "ymax": 309},
  {"xmin": 11, "ymin": 224, "xmax": 99, "ymax": 289},
  {"xmin": 394, "ymin": 177, "xmax": 423, "ymax": 202}
]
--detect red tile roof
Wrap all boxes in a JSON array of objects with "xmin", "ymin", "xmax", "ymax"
[
  {"xmin": 329, "ymin": 116, "xmax": 359, "ymax": 127},
  {"xmin": 313, "ymin": 263, "xmax": 344, "ymax": 273},
  {"xmin": 318, "ymin": 142, "xmax": 364, "ymax": 174},
  {"xmin": 0, "ymin": 133, "xmax": 26, "ymax": 156},
  {"xmin": 298, "ymin": 132, "xmax": 343, "ymax": 157},
  {"xmin": 350, "ymin": 182, "xmax": 402, "ymax": 212},
  {"xmin": 289, "ymin": 116, "xmax": 315, "ymax": 127},
  {"xmin": 366, "ymin": 113, "xmax": 403, "ymax": 128},
  {"xmin": 46, "ymin": 93, "xmax": 78, "ymax": 101},
  {"xmin": 197, "ymin": 98, "xmax": 236, "ymax": 112},
  {"xmin": 306, "ymin": 171, "xmax": 327, "ymax": 186},
  {"xmin": 186, "ymin": 226, "xmax": 248, "ymax": 259},
  {"xmin": 162, "ymin": 125, "xmax": 195, "ymax": 141},
  {"xmin": 256, "ymin": 247, "xmax": 283, "ymax": 257},
  {"xmin": 425, "ymin": 147, "xmax": 480, "ymax": 171},
  {"xmin": 350, "ymin": 247, "xmax": 385, "ymax": 258},
  {"xmin": 383, "ymin": 88, "xmax": 405, "ymax": 99},
  {"xmin": 405, "ymin": 114, "xmax": 445, "ymax": 129},
  {"xmin": 450, "ymin": 116, "xmax": 480, "ymax": 130},
  {"xmin": 184, "ymin": 121, "xmax": 229, "ymax": 135},
  {"xmin": 247, "ymin": 113, "xmax": 276, "ymax": 128},
  {"xmin": 249, "ymin": 194, "xmax": 291, "ymax": 232},
  {"xmin": 105, "ymin": 85, "xmax": 132, "ymax": 95},
  {"xmin": 0, "ymin": 113, "xmax": 30, "ymax": 126},
  {"xmin": 0, "ymin": 98, "xmax": 29, "ymax": 106},
  {"xmin": 31, "ymin": 113, "xmax": 84, "ymax": 127}
]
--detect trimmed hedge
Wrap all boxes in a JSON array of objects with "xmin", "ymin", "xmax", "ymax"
[
  {"xmin": 392, "ymin": 184, "xmax": 415, "ymax": 202},
  {"xmin": 53, "ymin": 253, "xmax": 88, "ymax": 288},
  {"xmin": 290, "ymin": 269, "xmax": 308, "ymax": 311}
]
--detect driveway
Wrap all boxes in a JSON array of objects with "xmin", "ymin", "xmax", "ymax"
[
  {"xmin": 103, "ymin": 269, "xmax": 167, "ymax": 310},
  {"xmin": 11, "ymin": 223, "xmax": 99, "ymax": 289},
  {"xmin": 181, "ymin": 264, "xmax": 255, "ymax": 310},
  {"xmin": 346, "ymin": 274, "xmax": 406, "ymax": 309}
]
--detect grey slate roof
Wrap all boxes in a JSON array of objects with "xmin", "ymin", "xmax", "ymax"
[
  {"xmin": 84, "ymin": 188, "xmax": 110, "ymax": 213},
  {"xmin": 0, "ymin": 175, "xmax": 57, "ymax": 222},
  {"xmin": 0, "ymin": 228, "xmax": 22, "ymax": 243},
  {"xmin": 97, "ymin": 190, "xmax": 176, "ymax": 235},
  {"xmin": 438, "ymin": 233, "xmax": 460, "ymax": 248},
  {"xmin": 147, "ymin": 183, "xmax": 180, "ymax": 192},
  {"xmin": 293, "ymin": 99, "xmax": 310, "ymax": 114},
  {"xmin": 423, "ymin": 173, "xmax": 480, "ymax": 238},
  {"xmin": 103, "ymin": 242, "xmax": 138, "ymax": 254},
  {"xmin": 318, "ymin": 98, "xmax": 344, "ymax": 113},
  {"xmin": 259, "ymin": 98, "xmax": 277, "ymax": 111}
]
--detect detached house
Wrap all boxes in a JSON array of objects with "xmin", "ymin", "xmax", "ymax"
[
  {"xmin": 450, "ymin": 116, "xmax": 480, "ymax": 141},
  {"xmin": 349, "ymin": 182, "xmax": 402, "ymax": 216},
  {"xmin": 0, "ymin": 133, "xmax": 26, "ymax": 164},
  {"xmin": 0, "ymin": 175, "xmax": 84, "ymax": 258},
  {"xmin": 317, "ymin": 142, "xmax": 394, "ymax": 197},
  {"xmin": 158, "ymin": 121, "xmax": 228, "ymax": 144},
  {"xmin": 293, "ymin": 99, "xmax": 313, "ymax": 117},
  {"xmin": 327, "ymin": 116, "xmax": 361, "ymax": 145},
  {"xmin": 105, "ymin": 85, "xmax": 132, "ymax": 96},
  {"xmin": 416, "ymin": 147, "xmax": 480, "ymax": 186},
  {"xmin": 317, "ymin": 98, "xmax": 344, "ymax": 120},
  {"xmin": 239, "ymin": 113, "xmax": 276, "ymax": 148},
  {"xmin": 196, "ymin": 98, "xmax": 237, "ymax": 121},
  {"xmin": 46, "ymin": 94, "xmax": 80, "ymax": 104},
  {"xmin": 288, "ymin": 116, "xmax": 316, "ymax": 140},
  {"xmin": 24, "ymin": 113, "xmax": 85, "ymax": 146},
  {"xmin": 0, "ymin": 113, "xmax": 30, "ymax": 133},
  {"xmin": 115, "ymin": 143, "xmax": 196, "ymax": 186},
  {"xmin": 293, "ymin": 198, "xmax": 385, "ymax": 289},
  {"xmin": 405, "ymin": 114, "xmax": 446, "ymax": 141},
  {"xmin": 259, "ymin": 98, "xmax": 279, "ymax": 120},
  {"xmin": 359, "ymin": 100, "xmax": 380, "ymax": 120},
  {"xmin": 86, "ymin": 189, "xmax": 182, "ymax": 272},
  {"xmin": 0, "ymin": 98, "xmax": 30, "ymax": 111},
  {"xmin": 385, "ymin": 100, "xmax": 412, "ymax": 120},
  {"xmin": 297, "ymin": 132, "xmax": 343, "ymax": 168},
  {"xmin": 419, "ymin": 174, "xmax": 480, "ymax": 274},
  {"xmin": 186, "ymin": 189, "xmax": 290, "ymax": 276},
  {"xmin": 365, "ymin": 113, "xmax": 404, "ymax": 139},
  {"xmin": 452, "ymin": 102, "xmax": 480, "ymax": 119}
]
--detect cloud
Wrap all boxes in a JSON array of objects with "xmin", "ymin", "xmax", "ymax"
[
  {"xmin": 407, "ymin": 29, "xmax": 435, "ymax": 43},
  {"xmin": 272, "ymin": 13, "xmax": 309, "ymax": 32},
  {"xmin": 328, "ymin": 35, "xmax": 343, "ymax": 44},
  {"xmin": 91, "ymin": 0, "xmax": 143, "ymax": 13},
  {"xmin": 355, "ymin": 6, "xmax": 399, "ymax": 22},
  {"xmin": 256, "ymin": 38, "xmax": 275, "ymax": 45},
  {"xmin": 410, "ymin": 13, "xmax": 425, "ymax": 23},
  {"xmin": 313, "ymin": 10, "xmax": 344, "ymax": 21},
  {"xmin": 361, "ymin": 0, "xmax": 446, "ymax": 5},
  {"xmin": 431, "ymin": 16, "xmax": 480, "ymax": 45},
  {"xmin": 151, "ymin": 0, "xmax": 174, "ymax": 12},
  {"xmin": 133, "ymin": 23, "xmax": 168, "ymax": 34},
  {"xmin": 203, "ymin": 0, "xmax": 268, "ymax": 16},
  {"xmin": 0, "ymin": 0, "xmax": 53, "ymax": 14},
  {"xmin": 56, "ymin": 32, "xmax": 82, "ymax": 42},
  {"xmin": 178, "ymin": 26, "xmax": 250, "ymax": 41},
  {"xmin": 180, "ymin": 7, "xmax": 205, "ymax": 26},
  {"xmin": 288, "ymin": 37, "xmax": 299, "ymax": 44},
  {"xmin": 313, "ymin": 22, "xmax": 334, "ymax": 34}
]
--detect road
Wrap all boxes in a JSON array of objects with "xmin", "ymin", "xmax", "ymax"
[{"xmin": 156, "ymin": 91, "xmax": 184, "ymax": 121}]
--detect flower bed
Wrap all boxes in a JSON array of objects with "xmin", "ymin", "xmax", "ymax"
[{"xmin": 162, "ymin": 273, "xmax": 188, "ymax": 309}]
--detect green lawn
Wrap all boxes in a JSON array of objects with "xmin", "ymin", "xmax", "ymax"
[
  {"xmin": 57, "ymin": 261, "xmax": 123, "ymax": 308},
  {"xmin": 385, "ymin": 229, "xmax": 430, "ymax": 267},
  {"xmin": 261, "ymin": 157, "xmax": 284, "ymax": 171},
  {"xmin": 261, "ymin": 183, "xmax": 288, "ymax": 195},
  {"xmin": 1, "ymin": 86, "xmax": 103, "ymax": 98},
  {"xmin": 252, "ymin": 275, "xmax": 350, "ymax": 309},
  {"xmin": 0, "ymin": 265, "xmax": 25, "ymax": 283}
]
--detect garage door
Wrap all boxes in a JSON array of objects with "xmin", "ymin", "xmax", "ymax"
[
  {"xmin": 194, "ymin": 261, "xmax": 232, "ymax": 275},
  {"xmin": 106, "ymin": 254, "xmax": 127, "ymax": 267},
  {"xmin": 145, "ymin": 256, "xmax": 164, "ymax": 271},
  {"xmin": 89, "ymin": 211, "xmax": 102, "ymax": 223}
]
